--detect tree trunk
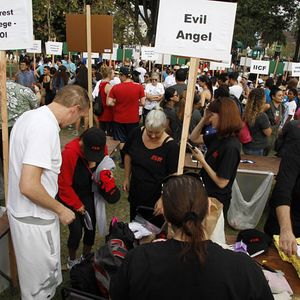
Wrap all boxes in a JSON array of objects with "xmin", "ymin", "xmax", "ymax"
[{"xmin": 294, "ymin": 26, "xmax": 300, "ymax": 62}]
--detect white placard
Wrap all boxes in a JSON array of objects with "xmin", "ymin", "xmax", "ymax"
[
  {"xmin": 292, "ymin": 63, "xmax": 300, "ymax": 77},
  {"xmin": 250, "ymin": 60, "xmax": 270, "ymax": 75},
  {"xmin": 83, "ymin": 52, "xmax": 99, "ymax": 59},
  {"xmin": 26, "ymin": 40, "xmax": 41, "ymax": 53},
  {"xmin": 284, "ymin": 61, "xmax": 293, "ymax": 72},
  {"xmin": 156, "ymin": 53, "xmax": 172, "ymax": 65},
  {"xmin": 45, "ymin": 41, "xmax": 63, "ymax": 55},
  {"xmin": 102, "ymin": 47, "xmax": 117, "ymax": 61},
  {"xmin": 240, "ymin": 57, "xmax": 252, "ymax": 67},
  {"xmin": 0, "ymin": 0, "xmax": 33, "ymax": 50},
  {"xmin": 141, "ymin": 46, "xmax": 159, "ymax": 61},
  {"xmin": 155, "ymin": 0, "xmax": 237, "ymax": 61}
]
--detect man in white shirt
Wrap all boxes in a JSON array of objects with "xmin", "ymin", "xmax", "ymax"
[
  {"xmin": 135, "ymin": 61, "xmax": 147, "ymax": 83},
  {"xmin": 7, "ymin": 85, "xmax": 90, "ymax": 299},
  {"xmin": 164, "ymin": 64, "xmax": 180, "ymax": 88},
  {"xmin": 228, "ymin": 72, "xmax": 243, "ymax": 99}
]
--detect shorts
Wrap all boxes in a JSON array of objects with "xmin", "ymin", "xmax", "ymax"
[
  {"xmin": 112, "ymin": 122, "xmax": 139, "ymax": 143},
  {"xmin": 8, "ymin": 212, "xmax": 62, "ymax": 300}
]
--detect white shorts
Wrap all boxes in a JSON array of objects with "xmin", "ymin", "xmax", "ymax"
[{"xmin": 8, "ymin": 212, "xmax": 62, "ymax": 300}]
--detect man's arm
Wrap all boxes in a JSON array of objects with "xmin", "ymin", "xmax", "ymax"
[
  {"xmin": 276, "ymin": 205, "xmax": 298, "ymax": 256},
  {"xmin": 19, "ymin": 164, "xmax": 75, "ymax": 225}
]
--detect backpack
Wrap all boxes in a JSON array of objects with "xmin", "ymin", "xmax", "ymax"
[
  {"xmin": 93, "ymin": 239, "xmax": 128, "ymax": 299},
  {"xmin": 93, "ymin": 93, "xmax": 104, "ymax": 116},
  {"xmin": 69, "ymin": 253, "xmax": 101, "ymax": 297}
]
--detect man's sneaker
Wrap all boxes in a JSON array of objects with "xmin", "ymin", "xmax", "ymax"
[{"xmin": 66, "ymin": 257, "xmax": 81, "ymax": 270}]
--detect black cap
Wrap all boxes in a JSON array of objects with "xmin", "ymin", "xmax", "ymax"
[
  {"xmin": 119, "ymin": 66, "xmax": 131, "ymax": 76},
  {"xmin": 81, "ymin": 127, "xmax": 106, "ymax": 162},
  {"xmin": 237, "ymin": 229, "xmax": 272, "ymax": 256}
]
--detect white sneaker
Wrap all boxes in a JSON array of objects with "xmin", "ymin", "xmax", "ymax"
[{"xmin": 66, "ymin": 257, "xmax": 81, "ymax": 270}]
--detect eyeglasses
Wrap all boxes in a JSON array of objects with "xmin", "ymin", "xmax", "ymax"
[{"xmin": 151, "ymin": 78, "xmax": 158, "ymax": 82}]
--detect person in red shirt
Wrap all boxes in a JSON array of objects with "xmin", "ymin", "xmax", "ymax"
[
  {"xmin": 98, "ymin": 67, "xmax": 115, "ymax": 136},
  {"xmin": 107, "ymin": 66, "xmax": 145, "ymax": 165}
]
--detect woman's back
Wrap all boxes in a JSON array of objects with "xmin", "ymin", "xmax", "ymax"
[{"xmin": 110, "ymin": 239, "xmax": 273, "ymax": 300}]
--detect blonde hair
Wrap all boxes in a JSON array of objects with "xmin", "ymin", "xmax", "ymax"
[
  {"xmin": 145, "ymin": 107, "xmax": 167, "ymax": 131},
  {"xmin": 101, "ymin": 67, "xmax": 114, "ymax": 79}
]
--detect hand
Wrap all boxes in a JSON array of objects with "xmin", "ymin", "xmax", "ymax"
[
  {"xmin": 191, "ymin": 147, "xmax": 205, "ymax": 164},
  {"xmin": 76, "ymin": 205, "xmax": 85, "ymax": 215},
  {"xmin": 57, "ymin": 206, "xmax": 75, "ymax": 225},
  {"xmin": 123, "ymin": 178, "xmax": 130, "ymax": 193},
  {"xmin": 279, "ymin": 229, "xmax": 298, "ymax": 256},
  {"xmin": 154, "ymin": 197, "xmax": 164, "ymax": 216}
]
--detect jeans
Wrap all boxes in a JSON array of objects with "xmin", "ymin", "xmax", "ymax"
[{"xmin": 243, "ymin": 147, "xmax": 264, "ymax": 156}]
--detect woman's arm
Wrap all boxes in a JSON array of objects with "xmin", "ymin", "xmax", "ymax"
[
  {"xmin": 191, "ymin": 147, "xmax": 229, "ymax": 188},
  {"xmin": 189, "ymin": 118, "xmax": 206, "ymax": 145},
  {"xmin": 123, "ymin": 154, "xmax": 132, "ymax": 192}
]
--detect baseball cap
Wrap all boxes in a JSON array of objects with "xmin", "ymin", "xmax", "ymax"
[
  {"xmin": 119, "ymin": 66, "xmax": 131, "ymax": 76},
  {"xmin": 237, "ymin": 229, "xmax": 272, "ymax": 256},
  {"xmin": 81, "ymin": 127, "xmax": 106, "ymax": 162}
]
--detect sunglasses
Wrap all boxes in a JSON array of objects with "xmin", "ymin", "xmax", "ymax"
[{"xmin": 151, "ymin": 78, "xmax": 158, "ymax": 81}]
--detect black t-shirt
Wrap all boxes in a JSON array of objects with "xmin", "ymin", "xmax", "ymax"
[
  {"xmin": 123, "ymin": 127, "xmax": 179, "ymax": 207},
  {"xmin": 246, "ymin": 112, "xmax": 270, "ymax": 149},
  {"xmin": 110, "ymin": 239, "xmax": 273, "ymax": 300},
  {"xmin": 201, "ymin": 133, "xmax": 241, "ymax": 204},
  {"xmin": 172, "ymin": 83, "xmax": 187, "ymax": 97}
]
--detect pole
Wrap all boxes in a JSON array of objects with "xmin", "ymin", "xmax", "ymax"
[
  {"xmin": 109, "ymin": 53, "xmax": 112, "ymax": 67},
  {"xmin": 255, "ymin": 73, "xmax": 259, "ymax": 88},
  {"xmin": 273, "ymin": 56, "xmax": 280, "ymax": 78},
  {"xmin": 0, "ymin": 50, "xmax": 18, "ymax": 287},
  {"xmin": 86, "ymin": 5, "xmax": 93, "ymax": 128},
  {"xmin": 177, "ymin": 57, "xmax": 199, "ymax": 174}
]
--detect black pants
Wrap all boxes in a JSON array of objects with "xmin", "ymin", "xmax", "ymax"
[{"xmin": 67, "ymin": 199, "xmax": 96, "ymax": 250}]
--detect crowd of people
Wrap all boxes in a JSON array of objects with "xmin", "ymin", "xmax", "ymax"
[{"xmin": 3, "ymin": 53, "xmax": 300, "ymax": 299}]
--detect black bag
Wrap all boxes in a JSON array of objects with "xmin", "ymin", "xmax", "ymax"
[
  {"xmin": 93, "ymin": 94, "xmax": 104, "ymax": 116},
  {"xmin": 69, "ymin": 253, "xmax": 101, "ymax": 297}
]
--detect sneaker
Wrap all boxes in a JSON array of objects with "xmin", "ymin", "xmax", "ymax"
[{"xmin": 66, "ymin": 257, "xmax": 81, "ymax": 270}]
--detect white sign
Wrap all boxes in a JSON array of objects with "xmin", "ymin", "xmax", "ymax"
[
  {"xmin": 240, "ymin": 57, "xmax": 252, "ymax": 67},
  {"xmin": 141, "ymin": 47, "xmax": 159, "ymax": 61},
  {"xmin": 102, "ymin": 47, "xmax": 117, "ymax": 61},
  {"xmin": 155, "ymin": 0, "xmax": 237, "ymax": 61},
  {"xmin": 0, "ymin": 0, "xmax": 33, "ymax": 50},
  {"xmin": 250, "ymin": 60, "xmax": 270, "ymax": 75},
  {"xmin": 26, "ymin": 40, "xmax": 41, "ymax": 53},
  {"xmin": 45, "ymin": 41, "xmax": 63, "ymax": 55},
  {"xmin": 83, "ymin": 52, "xmax": 100, "ymax": 59},
  {"xmin": 284, "ymin": 61, "xmax": 292, "ymax": 72},
  {"xmin": 156, "ymin": 53, "xmax": 171, "ymax": 65},
  {"xmin": 292, "ymin": 63, "xmax": 300, "ymax": 77}
]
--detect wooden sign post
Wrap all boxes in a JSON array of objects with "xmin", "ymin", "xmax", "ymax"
[
  {"xmin": 177, "ymin": 57, "xmax": 199, "ymax": 174},
  {"xmin": 86, "ymin": 5, "xmax": 93, "ymax": 128}
]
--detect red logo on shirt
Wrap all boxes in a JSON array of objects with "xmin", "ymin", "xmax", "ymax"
[
  {"xmin": 212, "ymin": 151, "xmax": 219, "ymax": 158},
  {"xmin": 151, "ymin": 155, "xmax": 163, "ymax": 162}
]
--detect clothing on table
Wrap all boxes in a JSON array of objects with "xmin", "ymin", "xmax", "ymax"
[
  {"xmin": 243, "ymin": 112, "xmax": 270, "ymax": 154},
  {"xmin": 110, "ymin": 239, "xmax": 273, "ymax": 300},
  {"xmin": 200, "ymin": 133, "xmax": 241, "ymax": 211},
  {"xmin": 7, "ymin": 105, "xmax": 62, "ymax": 299},
  {"xmin": 123, "ymin": 127, "xmax": 179, "ymax": 220},
  {"xmin": 264, "ymin": 143, "xmax": 300, "ymax": 238}
]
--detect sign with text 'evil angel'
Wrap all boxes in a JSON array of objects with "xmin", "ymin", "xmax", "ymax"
[
  {"xmin": 26, "ymin": 40, "xmax": 41, "ymax": 53},
  {"xmin": 250, "ymin": 60, "xmax": 270, "ymax": 75},
  {"xmin": 0, "ymin": 0, "xmax": 33, "ymax": 50},
  {"xmin": 155, "ymin": 0, "xmax": 236, "ymax": 61},
  {"xmin": 292, "ymin": 63, "xmax": 300, "ymax": 77},
  {"xmin": 45, "ymin": 41, "xmax": 63, "ymax": 56}
]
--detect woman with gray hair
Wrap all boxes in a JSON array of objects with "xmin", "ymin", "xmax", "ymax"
[{"xmin": 123, "ymin": 108, "xmax": 179, "ymax": 220}]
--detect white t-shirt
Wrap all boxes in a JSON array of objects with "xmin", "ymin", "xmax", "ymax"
[
  {"xmin": 164, "ymin": 74, "xmax": 176, "ymax": 88},
  {"xmin": 110, "ymin": 76, "xmax": 121, "ymax": 86},
  {"xmin": 229, "ymin": 84, "xmax": 243, "ymax": 99},
  {"xmin": 7, "ymin": 106, "xmax": 61, "ymax": 219},
  {"xmin": 283, "ymin": 100, "xmax": 297, "ymax": 124},
  {"xmin": 144, "ymin": 82, "xmax": 165, "ymax": 110},
  {"xmin": 135, "ymin": 67, "xmax": 147, "ymax": 83}
]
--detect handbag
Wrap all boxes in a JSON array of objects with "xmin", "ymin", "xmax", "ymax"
[{"xmin": 238, "ymin": 122, "xmax": 253, "ymax": 144}]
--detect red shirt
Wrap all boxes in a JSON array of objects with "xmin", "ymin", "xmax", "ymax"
[
  {"xmin": 109, "ymin": 82, "xmax": 145, "ymax": 123},
  {"xmin": 98, "ymin": 81, "xmax": 113, "ymax": 122}
]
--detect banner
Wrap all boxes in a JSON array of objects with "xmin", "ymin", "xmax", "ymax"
[
  {"xmin": 0, "ymin": 0, "xmax": 33, "ymax": 50},
  {"xmin": 83, "ymin": 52, "xmax": 99, "ymax": 58},
  {"xmin": 292, "ymin": 63, "xmax": 300, "ymax": 77},
  {"xmin": 250, "ymin": 60, "xmax": 270, "ymax": 75},
  {"xmin": 102, "ymin": 47, "xmax": 117, "ymax": 60},
  {"xmin": 45, "ymin": 41, "xmax": 63, "ymax": 55},
  {"xmin": 155, "ymin": 0, "xmax": 237, "ymax": 61},
  {"xmin": 240, "ymin": 57, "xmax": 252, "ymax": 67},
  {"xmin": 141, "ymin": 47, "xmax": 159, "ymax": 61},
  {"xmin": 26, "ymin": 40, "xmax": 41, "ymax": 53}
]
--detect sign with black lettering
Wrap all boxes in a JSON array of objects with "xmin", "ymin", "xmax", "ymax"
[
  {"xmin": 250, "ymin": 60, "xmax": 270, "ymax": 75},
  {"xmin": 155, "ymin": 0, "xmax": 237, "ymax": 61},
  {"xmin": 26, "ymin": 40, "xmax": 41, "ymax": 54},
  {"xmin": 292, "ymin": 63, "xmax": 300, "ymax": 77},
  {"xmin": 0, "ymin": 0, "xmax": 33, "ymax": 50},
  {"xmin": 141, "ymin": 47, "xmax": 159, "ymax": 61},
  {"xmin": 45, "ymin": 41, "xmax": 63, "ymax": 56}
]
